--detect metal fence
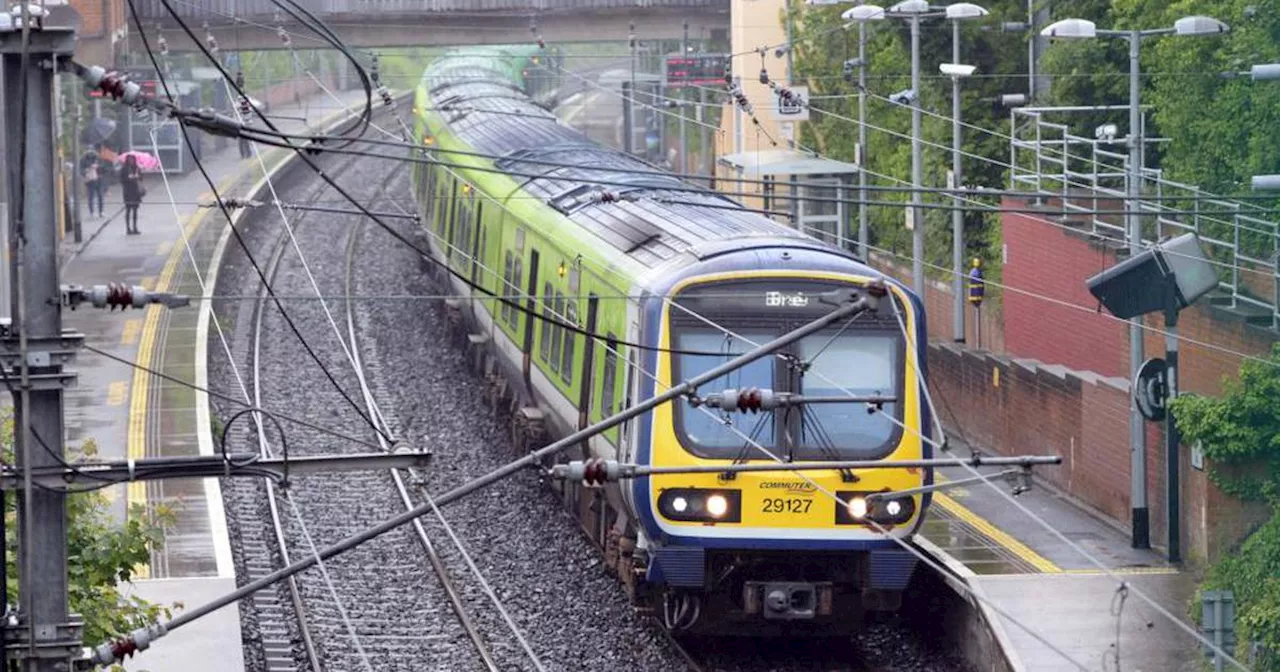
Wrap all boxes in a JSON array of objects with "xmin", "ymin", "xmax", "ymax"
[
  {"xmin": 135, "ymin": 0, "xmax": 722, "ymax": 21},
  {"xmin": 1010, "ymin": 108, "xmax": 1280, "ymax": 330}
]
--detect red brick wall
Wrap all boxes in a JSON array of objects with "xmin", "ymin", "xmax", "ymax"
[{"xmin": 1001, "ymin": 198, "xmax": 1128, "ymax": 378}]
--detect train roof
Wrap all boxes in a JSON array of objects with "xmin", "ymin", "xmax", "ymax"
[{"xmin": 420, "ymin": 49, "xmax": 853, "ymax": 271}]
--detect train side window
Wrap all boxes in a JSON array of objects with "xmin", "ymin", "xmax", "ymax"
[
  {"xmin": 501, "ymin": 251, "xmax": 514, "ymax": 324},
  {"xmin": 600, "ymin": 333, "xmax": 618, "ymax": 417},
  {"xmin": 438, "ymin": 176, "xmax": 453, "ymax": 236},
  {"xmin": 540, "ymin": 281, "xmax": 554, "ymax": 364},
  {"xmin": 471, "ymin": 203, "xmax": 485, "ymax": 285},
  {"xmin": 550, "ymin": 290, "xmax": 566, "ymax": 377},
  {"xmin": 560, "ymin": 300, "xmax": 576, "ymax": 385},
  {"xmin": 423, "ymin": 166, "xmax": 436, "ymax": 220},
  {"xmin": 508, "ymin": 256, "xmax": 523, "ymax": 329}
]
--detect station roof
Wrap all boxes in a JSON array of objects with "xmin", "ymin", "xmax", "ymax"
[{"xmin": 718, "ymin": 149, "xmax": 860, "ymax": 177}]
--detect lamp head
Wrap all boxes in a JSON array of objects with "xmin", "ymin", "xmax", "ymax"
[
  {"xmin": 887, "ymin": 0, "xmax": 928, "ymax": 14},
  {"xmin": 1173, "ymin": 15, "xmax": 1229, "ymax": 36},
  {"xmin": 945, "ymin": 2, "xmax": 988, "ymax": 20},
  {"xmin": 842, "ymin": 4, "xmax": 885, "ymax": 21},
  {"xmin": 1041, "ymin": 18, "xmax": 1096, "ymax": 39},
  {"xmin": 939, "ymin": 63, "xmax": 977, "ymax": 77}
]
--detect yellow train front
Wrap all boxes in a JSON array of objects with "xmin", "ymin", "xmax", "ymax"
[{"xmin": 623, "ymin": 248, "xmax": 931, "ymax": 635}]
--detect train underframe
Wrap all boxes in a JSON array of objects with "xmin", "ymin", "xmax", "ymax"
[{"xmin": 427, "ymin": 261, "xmax": 914, "ymax": 636}]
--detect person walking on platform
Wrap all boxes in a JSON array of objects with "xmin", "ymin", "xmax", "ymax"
[
  {"xmin": 119, "ymin": 154, "xmax": 144, "ymax": 235},
  {"xmin": 80, "ymin": 147, "xmax": 104, "ymax": 218}
]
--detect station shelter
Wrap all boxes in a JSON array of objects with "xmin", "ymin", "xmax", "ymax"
[{"xmin": 716, "ymin": 149, "xmax": 860, "ymax": 251}]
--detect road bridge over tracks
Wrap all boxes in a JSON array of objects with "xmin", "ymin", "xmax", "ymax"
[{"xmin": 132, "ymin": 0, "xmax": 728, "ymax": 52}]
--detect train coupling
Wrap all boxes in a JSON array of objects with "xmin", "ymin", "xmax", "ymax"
[{"xmin": 743, "ymin": 582, "xmax": 834, "ymax": 620}]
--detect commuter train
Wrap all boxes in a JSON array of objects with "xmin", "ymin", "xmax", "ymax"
[{"xmin": 411, "ymin": 45, "xmax": 932, "ymax": 634}]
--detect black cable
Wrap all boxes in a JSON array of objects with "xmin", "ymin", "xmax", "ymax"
[
  {"xmin": 128, "ymin": 0, "xmax": 391, "ymax": 442},
  {"xmin": 144, "ymin": 13, "xmax": 761, "ymax": 361},
  {"xmin": 264, "ymin": 0, "xmax": 373, "ymax": 144}
]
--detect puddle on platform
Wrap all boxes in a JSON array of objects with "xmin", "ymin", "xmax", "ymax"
[{"xmin": 919, "ymin": 512, "xmax": 1036, "ymax": 575}]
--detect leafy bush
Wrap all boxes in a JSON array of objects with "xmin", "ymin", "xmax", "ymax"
[
  {"xmin": 1196, "ymin": 509, "xmax": 1280, "ymax": 670},
  {"xmin": 1170, "ymin": 343, "xmax": 1280, "ymax": 504},
  {"xmin": 1, "ymin": 411, "xmax": 177, "ymax": 646}
]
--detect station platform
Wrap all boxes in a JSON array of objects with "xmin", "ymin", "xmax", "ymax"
[
  {"xmin": 917, "ymin": 458, "xmax": 1200, "ymax": 671},
  {"xmin": 60, "ymin": 87, "xmax": 371, "ymax": 672}
]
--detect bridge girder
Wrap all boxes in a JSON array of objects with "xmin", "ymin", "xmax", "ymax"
[{"xmin": 151, "ymin": 7, "xmax": 728, "ymax": 52}]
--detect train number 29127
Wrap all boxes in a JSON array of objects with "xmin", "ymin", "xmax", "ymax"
[{"xmin": 761, "ymin": 497, "xmax": 813, "ymax": 514}]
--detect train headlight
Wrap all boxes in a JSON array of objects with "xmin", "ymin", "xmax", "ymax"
[
  {"xmin": 847, "ymin": 497, "xmax": 868, "ymax": 520},
  {"xmin": 835, "ymin": 492, "xmax": 916, "ymax": 525},
  {"xmin": 706, "ymin": 494, "xmax": 729, "ymax": 518},
  {"xmin": 658, "ymin": 489, "xmax": 741, "ymax": 523}
]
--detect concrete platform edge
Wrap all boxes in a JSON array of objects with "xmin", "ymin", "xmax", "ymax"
[{"xmin": 914, "ymin": 534, "xmax": 1024, "ymax": 672}]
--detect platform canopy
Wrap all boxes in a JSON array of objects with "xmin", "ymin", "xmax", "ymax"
[{"xmin": 717, "ymin": 149, "xmax": 860, "ymax": 178}]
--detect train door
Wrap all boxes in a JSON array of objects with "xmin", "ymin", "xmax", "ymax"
[
  {"xmin": 577, "ymin": 294, "xmax": 600, "ymax": 437},
  {"xmin": 470, "ymin": 202, "xmax": 485, "ymax": 287},
  {"xmin": 522, "ymin": 247, "xmax": 540, "ymax": 390}
]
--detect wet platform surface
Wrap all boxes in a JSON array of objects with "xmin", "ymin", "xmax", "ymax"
[{"xmin": 915, "ymin": 464, "xmax": 1204, "ymax": 671}]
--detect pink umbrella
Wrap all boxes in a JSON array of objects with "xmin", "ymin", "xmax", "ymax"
[{"xmin": 114, "ymin": 150, "xmax": 162, "ymax": 172}]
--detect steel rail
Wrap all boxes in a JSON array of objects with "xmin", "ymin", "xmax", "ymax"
[{"xmin": 340, "ymin": 179, "xmax": 501, "ymax": 672}]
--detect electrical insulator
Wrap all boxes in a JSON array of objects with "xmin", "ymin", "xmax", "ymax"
[
  {"xmin": 238, "ymin": 95, "xmax": 252, "ymax": 118},
  {"xmin": 537, "ymin": 37, "xmax": 546, "ymax": 49},
  {"xmin": 276, "ymin": 25, "xmax": 291, "ymax": 46},
  {"xmin": 205, "ymin": 33, "xmax": 218, "ymax": 54},
  {"xmin": 157, "ymin": 35, "xmax": 168, "ymax": 56},
  {"xmin": 759, "ymin": 68, "xmax": 768, "ymax": 84}
]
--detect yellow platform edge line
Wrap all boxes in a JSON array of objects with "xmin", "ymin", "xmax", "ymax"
[
  {"xmin": 933, "ymin": 492, "xmax": 1063, "ymax": 574},
  {"xmin": 123, "ymin": 171, "xmax": 234, "ymax": 578}
]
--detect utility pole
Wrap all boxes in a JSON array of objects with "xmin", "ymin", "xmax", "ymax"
[
  {"xmin": 70, "ymin": 102, "xmax": 82, "ymax": 243},
  {"xmin": 909, "ymin": 12, "xmax": 924, "ymax": 294},
  {"xmin": 2, "ymin": 25, "xmax": 83, "ymax": 672},
  {"xmin": 857, "ymin": 17, "xmax": 868, "ymax": 259},
  {"xmin": 680, "ymin": 21, "xmax": 688, "ymax": 174},
  {"xmin": 1126, "ymin": 30, "xmax": 1150, "ymax": 551},
  {"xmin": 951, "ymin": 20, "xmax": 964, "ymax": 343}
]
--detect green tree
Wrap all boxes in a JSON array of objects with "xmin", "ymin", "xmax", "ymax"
[
  {"xmin": 2, "ymin": 410, "xmax": 176, "ymax": 648},
  {"xmin": 790, "ymin": 0, "xmax": 1033, "ymax": 289},
  {"xmin": 1172, "ymin": 345, "xmax": 1280, "ymax": 667}
]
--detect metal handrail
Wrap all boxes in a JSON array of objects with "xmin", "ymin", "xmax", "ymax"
[{"xmin": 1010, "ymin": 109, "xmax": 1279, "ymax": 329}]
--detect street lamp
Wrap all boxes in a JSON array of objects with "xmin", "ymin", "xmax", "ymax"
[
  {"xmin": 840, "ymin": 4, "xmax": 885, "ymax": 260},
  {"xmin": 943, "ymin": 1, "xmax": 987, "ymax": 344},
  {"xmin": 1042, "ymin": 13, "xmax": 1228, "ymax": 561},
  {"xmin": 888, "ymin": 0, "xmax": 930, "ymax": 296}
]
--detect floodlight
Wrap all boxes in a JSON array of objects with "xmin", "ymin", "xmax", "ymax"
[
  {"xmin": 1040, "ymin": 18, "xmax": 1096, "ymax": 39},
  {"xmin": 999, "ymin": 93, "xmax": 1027, "ymax": 107},
  {"xmin": 1095, "ymin": 123, "xmax": 1118, "ymax": 141},
  {"xmin": 945, "ymin": 2, "xmax": 988, "ymax": 20},
  {"xmin": 1251, "ymin": 63, "xmax": 1280, "ymax": 80},
  {"xmin": 842, "ymin": 4, "xmax": 885, "ymax": 21},
  {"xmin": 939, "ymin": 63, "xmax": 976, "ymax": 77},
  {"xmin": 1173, "ymin": 15, "xmax": 1229, "ymax": 36},
  {"xmin": 1085, "ymin": 233, "xmax": 1217, "ymax": 319},
  {"xmin": 805, "ymin": 0, "xmax": 844, "ymax": 5},
  {"xmin": 888, "ymin": 0, "xmax": 928, "ymax": 14},
  {"xmin": 1251, "ymin": 174, "xmax": 1280, "ymax": 191}
]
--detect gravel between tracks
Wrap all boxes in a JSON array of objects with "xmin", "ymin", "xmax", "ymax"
[
  {"xmin": 210, "ymin": 130, "xmax": 694, "ymax": 670},
  {"xmin": 209, "ymin": 112, "xmax": 969, "ymax": 672}
]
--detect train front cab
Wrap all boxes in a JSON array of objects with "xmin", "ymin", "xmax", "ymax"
[{"xmin": 631, "ymin": 266, "xmax": 930, "ymax": 634}]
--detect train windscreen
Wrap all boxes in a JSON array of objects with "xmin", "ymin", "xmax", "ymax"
[{"xmin": 670, "ymin": 278, "xmax": 906, "ymax": 461}]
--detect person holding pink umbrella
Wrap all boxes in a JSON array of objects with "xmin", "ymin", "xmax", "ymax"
[{"xmin": 118, "ymin": 154, "xmax": 145, "ymax": 235}]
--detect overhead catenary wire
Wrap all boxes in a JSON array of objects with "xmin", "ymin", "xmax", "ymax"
[
  {"xmin": 131, "ymin": 0, "xmax": 392, "ymax": 442},
  {"xmin": 664, "ymin": 279, "xmax": 1249, "ymax": 670}
]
